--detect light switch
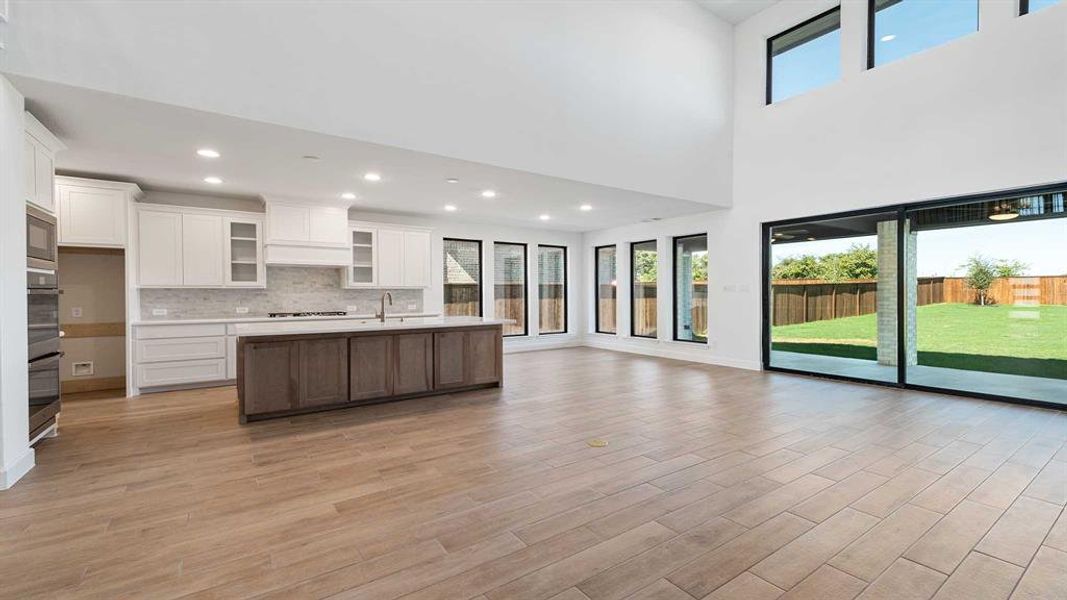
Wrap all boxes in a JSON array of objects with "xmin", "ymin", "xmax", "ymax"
[
  {"xmin": 407, "ymin": 303, "xmax": 417, "ymax": 310},
  {"xmin": 71, "ymin": 307, "xmax": 83, "ymax": 318},
  {"xmin": 347, "ymin": 305, "xmax": 359, "ymax": 313},
  {"xmin": 235, "ymin": 307, "xmax": 249, "ymax": 314},
  {"xmin": 152, "ymin": 308, "xmax": 168, "ymax": 316}
]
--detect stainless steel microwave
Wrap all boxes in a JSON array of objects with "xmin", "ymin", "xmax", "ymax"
[{"xmin": 26, "ymin": 204, "xmax": 58, "ymax": 271}]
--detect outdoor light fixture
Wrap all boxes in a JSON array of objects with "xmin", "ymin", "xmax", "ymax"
[{"xmin": 988, "ymin": 200, "xmax": 1019, "ymax": 221}]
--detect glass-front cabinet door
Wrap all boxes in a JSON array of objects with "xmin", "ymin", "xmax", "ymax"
[
  {"xmin": 347, "ymin": 227, "xmax": 377, "ymax": 287},
  {"xmin": 224, "ymin": 217, "xmax": 265, "ymax": 287}
]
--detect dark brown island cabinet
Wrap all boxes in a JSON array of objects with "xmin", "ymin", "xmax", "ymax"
[{"xmin": 237, "ymin": 324, "xmax": 503, "ymax": 422}]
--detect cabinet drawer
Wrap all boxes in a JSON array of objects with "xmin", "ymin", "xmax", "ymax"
[
  {"xmin": 135, "ymin": 323, "xmax": 227, "ymax": 339},
  {"xmin": 137, "ymin": 336, "xmax": 226, "ymax": 363},
  {"xmin": 137, "ymin": 358, "xmax": 227, "ymax": 388}
]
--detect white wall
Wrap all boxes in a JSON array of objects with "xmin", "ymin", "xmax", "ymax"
[
  {"xmin": 585, "ymin": 0, "xmax": 1067, "ymax": 370},
  {"xmin": 0, "ymin": 75, "xmax": 32, "ymax": 489},
  {"xmin": 1, "ymin": 1, "xmax": 734, "ymax": 205},
  {"xmin": 351, "ymin": 210, "xmax": 585, "ymax": 353}
]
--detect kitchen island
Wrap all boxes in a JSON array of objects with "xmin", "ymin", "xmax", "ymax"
[{"xmin": 235, "ymin": 317, "xmax": 506, "ymax": 422}]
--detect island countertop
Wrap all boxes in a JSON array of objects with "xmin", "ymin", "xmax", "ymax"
[
  {"xmin": 233, "ymin": 316, "xmax": 512, "ymax": 338},
  {"xmin": 237, "ymin": 316, "xmax": 506, "ymax": 422}
]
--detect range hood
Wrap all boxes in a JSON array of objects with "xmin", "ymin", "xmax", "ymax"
[{"xmin": 263, "ymin": 198, "xmax": 352, "ymax": 267}]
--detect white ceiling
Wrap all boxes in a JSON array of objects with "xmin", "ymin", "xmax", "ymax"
[
  {"xmin": 694, "ymin": 0, "xmax": 780, "ymax": 24},
  {"xmin": 15, "ymin": 76, "xmax": 717, "ymax": 232},
  {"xmin": 2, "ymin": 0, "xmax": 734, "ymax": 206}
]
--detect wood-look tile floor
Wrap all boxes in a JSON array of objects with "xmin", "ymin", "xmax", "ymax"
[{"xmin": 2, "ymin": 347, "xmax": 1066, "ymax": 600}]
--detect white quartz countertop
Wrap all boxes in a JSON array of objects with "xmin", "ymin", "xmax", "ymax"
[
  {"xmin": 232, "ymin": 316, "xmax": 511, "ymax": 337},
  {"xmin": 131, "ymin": 313, "xmax": 440, "ymax": 326}
]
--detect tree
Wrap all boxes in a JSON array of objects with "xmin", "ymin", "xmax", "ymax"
[
  {"xmin": 633, "ymin": 250, "xmax": 658, "ymax": 283},
  {"xmin": 960, "ymin": 254, "xmax": 998, "ymax": 306},
  {"xmin": 994, "ymin": 259, "xmax": 1029, "ymax": 278},
  {"xmin": 772, "ymin": 244, "xmax": 878, "ymax": 282}
]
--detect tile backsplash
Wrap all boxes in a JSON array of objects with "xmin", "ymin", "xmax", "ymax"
[{"xmin": 139, "ymin": 266, "xmax": 424, "ymax": 320}]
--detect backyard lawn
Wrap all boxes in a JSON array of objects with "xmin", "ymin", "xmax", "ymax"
[{"xmin": 772, "ymin": 303, "xmax": 1067, "ymax": 379}]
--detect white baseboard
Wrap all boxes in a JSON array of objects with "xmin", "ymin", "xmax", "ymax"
[
  {"xmin": 581, "ymin": 336, "xmax": 761, "ymax": 371},
  {"xmin": 504, "ymin": 335, "xmax": 582, "ymax": 354},
  {"xmin": 0, "ymin": 448, "xmax": 35, "ymax": 490}
]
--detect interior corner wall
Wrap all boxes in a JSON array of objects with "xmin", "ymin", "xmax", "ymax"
[
  {"xmin": 585, "ymin": 1, "xmax": 1066, "ymax": 371},
  {"xmin": 0, "ymin": 75, "xmax": 33, "ymax": 489}
]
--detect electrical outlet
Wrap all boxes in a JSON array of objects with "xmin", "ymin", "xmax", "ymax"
[
  {"xmin": 407, "ymin": 304, "xmax": 417, "ymax": 311},
  {"xmin": 71, "ymin": 307, "xmax": 83, "ymax": 318},
  {"xmin": 152, "ymin": 308, "xmax": 168, "ymax": 316},
  {"xmin": 72, "ymin": 362, "xmax": 94, "ymax": 377},
  {"xmin": 346, "ymin": 305, "xmax": 359, "ymax": 313},
  {"xmin": 235, "ymin": 307, "xmax": 249, "ymax": 314}
]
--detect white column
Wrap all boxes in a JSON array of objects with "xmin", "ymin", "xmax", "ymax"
[{"xmin": 0, "ymin": 76, "xmax": 34, "ymax": 489}]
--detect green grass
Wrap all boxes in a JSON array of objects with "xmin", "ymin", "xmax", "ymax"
[{"xmin": 772, "ymin": 303, "xmax": 1067, "ymax": 380}]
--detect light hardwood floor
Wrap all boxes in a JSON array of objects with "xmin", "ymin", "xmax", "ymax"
[{"xmin": 2, "ymin": 347, "xmax": 1065, "ymax": 599}]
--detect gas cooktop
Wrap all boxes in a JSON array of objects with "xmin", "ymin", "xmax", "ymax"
[{"xmin": 267, "ymin": 311, "xmax": 348, "ymax": 318}]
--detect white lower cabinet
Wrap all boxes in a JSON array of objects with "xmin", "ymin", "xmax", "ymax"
[
  {"xmin": 137, "ymin": 359, "xmax": 228, "ymax": 388},
  {"xmin": 134, "ymin": 324, "xmax": 231, "ymax": 389}
]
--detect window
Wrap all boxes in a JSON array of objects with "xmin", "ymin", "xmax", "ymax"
[
  {"xmin": 595, "ymin": 245, "xmax": 617, "ymax": 334},
  {"xmin": 538, "ymin": 245, "xmax": 567, "ymax": 334},
  {"xmin": 494, "ymin": 242, "xmax": 527, "ymax": 336},
  {"xmin": 767, "ymin": 7, "xmax": 841, "ymax": 104},
  {"xmin": 631, "ymin": 240, "xmax": 657, "ymax": 338},
  {"xmin": 1021, "ymin": 0, "xmax": 1060, "ymax": 14},
  {"xmin": 763, "ymin": 187, "xmax": 1067, "ymax": 408},
  {"xmin": 443, "ymin": 238, "xmax": 482, "ymax": 317},
  {"xmin": 674, "ymin": 234, "xmax": 708, "ymax": 343},
  {"xmin": 869, "ymin": 0, "xmax": 979, "ymax": 69}
]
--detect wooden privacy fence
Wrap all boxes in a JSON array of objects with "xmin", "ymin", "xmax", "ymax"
[
  {"xmin": 772, "ymin": 276, "xmax": 1067, "ymax": 327},
  {"xmin": 445, "ymin": 283, "xmax": 564, "ymax": 334}
]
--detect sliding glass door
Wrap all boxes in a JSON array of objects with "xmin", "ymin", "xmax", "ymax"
[
  {"xmin": 767, "ymin": 212, "xmax": 898, "ymax": 382},
  {"xmin": 763, "ymin": 185, "xmax": 1067, "ymax": 407},
  {"xmin": 904, "ymin": 193, "xmax": 1066, "ymax": 405}
]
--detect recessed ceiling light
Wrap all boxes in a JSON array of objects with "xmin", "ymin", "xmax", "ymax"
[
  {"xmin": 446, "ymin": 178, "xmax": 459, "ymax": 184},
  {"xmin": 341, "ymin": 192, "xmax": 356, "ymax": 200},
  {"xmin": 196, "ymin": 148, "xmax": 220, "ymax": 158},
  {"xmin": 203, "ymin": 176, "xmax": 223, "ymax": 185},
  {"xmin": 444, "ymin": 204, "xmax": 458, "ymax": 212},
  {"xmin": 880, "ymin": 34, "xmax": 896, "ymax": 42},
  {"xmin": 579, "ymin": 204, "xmax": 593, "ymax": 211},
  {"xmin": 481, "ymin": 189, "xmax": 497, "ymax": 198},
  {"xmin": 363, "ymin": 172, "xmax": 382, "ymax": 182},
  {"xmin": 539, "ymin": 214, "xmax": 550, "ymax": 221}
]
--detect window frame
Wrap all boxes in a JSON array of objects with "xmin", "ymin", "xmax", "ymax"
[
  {"xmin": 765, "ymin": 5, "xmax": 843, "ymax": 105},
  {"xmin": 537, "ymin": 244, "xmax": 568, "ymax": 335},
  {"xmin": 443, "ymin": 237, "xmax": 484, "ymax": 318},
  {"xmin": 760, "ymin": 180, "xmax": 1067, "ymax": 412},
  {"xmin": 672, "ymin": 233, "xmax": 709, "ymax": 344},
  {"xmin": 594, "ymin": 244, "xmax": 618, "ymax": 335},
  {"xmin": 630, "ymin": 239, "xmax": 658, "ymax": 339},
  {"xmin": 494, "ymin": 241, "xmax": 529, "ymax": 338},
  {"xmin": 1020, "ymin": 0, "xmax": 1029, "ymax": 13}
]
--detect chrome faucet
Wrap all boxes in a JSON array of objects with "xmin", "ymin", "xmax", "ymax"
[{"xmin": 377, "ymin": 292, "xmax": 393, "ymax": 323}]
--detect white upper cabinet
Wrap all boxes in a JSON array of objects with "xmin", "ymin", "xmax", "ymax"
[
  {"xmin": 264, "ymin": 199, "xmax": 351, "ymax": 266},
  {"xmin": 376, "ymin": 228, "xmax": 405, "ymax": 288},
  {"xmin": 57, "ymin": 181, "xmax": 135, "ymax": 248},
  {"xmin": 225, "ymin": 218, "xmax": 265, "ymax": 287},
  {"xmin": 136, "ymin": 206, "xmax": 265, "ymax": 288},
  {"xmin": 138, "ymin": 210, "xmax": 183, "ymax": 287},
  {"xmin": 348, "ymin": 222, "xmax": 432, "ymax": 289},
  {"xmin": 181, "ymin": 213, "xmax": 225, "ymax": 286},
  {"xmin": 24, "ymin": 112, "xmax": 65, "ymax": 214},
  {"xmin": 402, "ymin": 230, "xmax": 431, "ymax": 287}
]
